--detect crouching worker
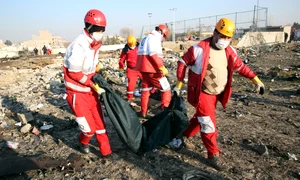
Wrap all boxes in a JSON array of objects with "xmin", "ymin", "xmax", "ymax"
[
  {"xmin": 173, "ymin": 18, "xmax": 265, "ymax": 170},
  {"xmin": 63, "ymin": 9, "xmax": 112, "ymax": 156}
]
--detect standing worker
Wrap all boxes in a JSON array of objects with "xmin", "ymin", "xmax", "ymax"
[
  {"xmin": 173, "ymin": 18, "xmax": 265, "ymax": 170},
  {"xmin": 47, "ymin": 43, "xmax": 52, "ymax": 55},
  {"xmin": 42, "ymin": 45, "xmax": 47, "ymax": 55},
  {"xmin": 33, "ymin": 47, "xmax": 38, "ymax": 56},
  {"xmin": 136, "ymin": 24, "xmax": 171, "ymax": 118},
  {"xmin": 119, "ymin": 35, "xmax": 142, "ymax": 102},
  {"xmin": 63, "ymin": 9, "xmax": 112, "ymax": 157}
]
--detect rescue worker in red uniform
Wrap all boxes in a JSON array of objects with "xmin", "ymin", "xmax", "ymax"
[
  {"xmin": 46, "ymin": 43, "xmax": 52, "ymax": 55},
  {"xmin": 63, "ymin": 9, "xmax": 112, "ymax": 156},
  {"xmin": 119, "ymin": 35, "xmax": 142, "ymax": 102},
  {"xmin": 136, "ymin": 24, "xmax": 171, "ymax": 118},
  {"xmin": 173, "ymin": 18, "xmax": 265, "ymax": 170}
]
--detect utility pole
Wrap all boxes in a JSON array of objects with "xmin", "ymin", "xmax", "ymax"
[
  {"xmin": 256, "ymin": 0, "xmax": 259, "ymax": 27},
  {"xmin": 148, "ymin": 13, "xmax": 152, "ymax": 32},
  {"xmin": 129, "ymin": 24, "xmax": 132, "ymax": 35},
  {"xmin": 253, "ymin": 5, "xmax": 256, "ymax": 29},
  {"xmin": 169, "ymin": 8, "xmax": 177, "ymax": 42}
]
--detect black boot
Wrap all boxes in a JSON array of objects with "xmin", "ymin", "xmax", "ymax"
[
  {"xmin": 207, "ymin": 154, "xmax": 226, "ymax": 171},
  {"xmin": 79, "ymin": 143, "xmax": 90, "ymax": 154}
]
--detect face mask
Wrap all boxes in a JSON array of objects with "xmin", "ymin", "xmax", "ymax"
[
  {"xmin": 215, "ymin": 39, "xmax": 230, "ymax": 49},
  {"xmin": 130, "ymin": 46, "xmax": 136, "ymax": 49},
  {"xmin": 92, "ymin": 32, "xmax": 103, "ymax": 41}
]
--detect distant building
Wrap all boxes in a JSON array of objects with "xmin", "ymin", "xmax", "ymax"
[
  {"xmin": 21, "ymin": 30, "xmax": 68, "ymax": 51},
  {"xmin": 236, "ymin": 25, "xmax": 293, "ymax": 47},
  {"xmin": 102, "ymin": 35, "xmax": 125, "ymax": 44},
  {"xmin": 0, "ymin": 40, "xmax": 5, "ymax": 48}
]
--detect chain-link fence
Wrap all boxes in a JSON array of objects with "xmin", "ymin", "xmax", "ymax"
[{"xmin": 140, "ymin": 7, "xmax": 268, "ymax": 41}]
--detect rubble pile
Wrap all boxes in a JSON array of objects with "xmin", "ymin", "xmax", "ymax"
[{"xmin": 0, "ymin": 42, "xmax": 300, "ymax": 179}]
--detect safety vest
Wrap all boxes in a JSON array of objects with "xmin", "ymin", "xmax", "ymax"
[{"xmin": 177, "ymin": 37, "xmax": 256, "ymax": 108}]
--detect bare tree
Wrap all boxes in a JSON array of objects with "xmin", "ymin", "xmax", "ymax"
[
  {"xmin": 4, "ymin": 40, "xmax": 12, "ymax": 46},
  {"xmin": 120, "ymin": 27, "xmax": 132, "ymax": 38}
]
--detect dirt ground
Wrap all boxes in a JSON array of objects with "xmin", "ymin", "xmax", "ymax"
[{"xmin": 0, "ymin": 42, "xmax": 300, "ymax": 180}]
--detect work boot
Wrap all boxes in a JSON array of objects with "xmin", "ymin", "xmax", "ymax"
[
  {"xmin": 137, "ymin": 111, "xmax": 151, "ymax": 119},
  {"xmin": 207, "ymin": 154, "xmax": 226, "ymax": 171},
  {"xmin": 182, "ymin": 136, "xmax": 195, "ymax": 150},
  {"xmin": 151, "ymin": 108, "xmax": 164, "ymax": 115},
  {"xmin": 79, "ymin": 143, "xmax": 90, "ymax": 154},
  {"xmin": 102, "ymin": 153, "xmax": 120, "ymax": 160}
]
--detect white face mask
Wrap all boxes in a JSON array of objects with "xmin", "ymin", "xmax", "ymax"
[
  {"xmin": 92, "ymin": 32, "xmax": 103, "ymax": 41},
  {"xmin": 130, "ymin": 46, "xmax": 136, "ymax": 49},
  {"xmin": 215, "ymin": 39, "xmax": 230, "ymax": 49}
]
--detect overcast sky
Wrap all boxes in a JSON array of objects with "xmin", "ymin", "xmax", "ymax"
[{"xmin": 0, "ymin": 0, "xmax": 299, "ymax": 43}]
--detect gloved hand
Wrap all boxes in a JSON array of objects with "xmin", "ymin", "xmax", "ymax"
[
  {"xmin": 251, "ymin": 76, "xmax": 265, "ymax": 95},
  {"xmin": 95, "ymin": 64, "xmax": 103, "ymax": 73},
  {"xmin": 119, "ymin": 69, "xmax": 124, "ymax": 77},
  {"xmin": 173, "ymin": 81, "xmax": 183, "ymax": 96},
  {"xmin": 91, "ymin": 83, "xmax": 105, "ymax": 95},
  {"xmin": 159, "ymin": 66, "xmax": 168, "ymax": 76}
]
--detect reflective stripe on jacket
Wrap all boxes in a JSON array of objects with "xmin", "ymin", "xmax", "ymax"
[
  {"xmin": 63, "ymin": 29, "xmax": 101, "ymax": 92},
  {"xmin": 136, "ymin": 30, "xmax": 164, "ymax": 73}
]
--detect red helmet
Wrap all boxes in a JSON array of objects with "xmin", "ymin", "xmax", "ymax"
[
  {"xmin": 156, "ymin": 24, "xmax": 169, "ymax": 39},
  {"xmin": 84, "ymin": 9, "xmax": 106, "ymax": 27}
]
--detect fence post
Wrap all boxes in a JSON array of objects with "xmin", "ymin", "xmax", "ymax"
[
  {"xmin": 199, "ymin": 18, "xmax": 201, "ymax": 38},
  {"xmin": 235, "ymin": 12, "xmax": 237, "ymax": 28},
  {"xmin": 140, "ymin": 9, "xmax": 268, "ymax": 39},
  {"xmin": 184, "ymin": 20, "xmax": 186, "ymax": 35},
  {"xmin": 253, "ymin": 5, "xmax": 256, "ymax": 28},
  {"xmin": 265, "ymin": 8, "xmax": 268, "ymax": 27},
  {"xmin": 140, "ymin": 26, "xmax": 144, "ymax": 39}
]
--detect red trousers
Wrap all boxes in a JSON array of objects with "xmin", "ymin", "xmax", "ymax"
[
  {"xmin": 126, "ymin": 68, "xmax": 142, "ymax": 101},
  {"xmin": 46, "ymin": 49, "xmax": 52, "ymax": 55},
  {"xmin": 66, "ymin": 90, "xmax": 112, "ymax": 156},
  {"xmin": 140, "ymin": 73, "xmax": 171, "ymax": 115},
  {"xmin": 183, "ymin": 91, "xmax": 220, "ymax": 158}
]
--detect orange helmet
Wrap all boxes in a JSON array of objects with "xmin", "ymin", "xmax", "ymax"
[
  {"xmin": 84, "ymin": 9, "xmax": 106, "ymax": 27},
  {"xmin": 156, "ymin": 24, "xmax": 169, "ymax": 39},
  {"xmin": 215, "ymin": 18, "xmax": 235, "ymax": 37}
]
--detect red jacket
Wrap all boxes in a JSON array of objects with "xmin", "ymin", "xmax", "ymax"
[
  {"xmin": 177, "ymin": 37, "xmax": 256, "ymax": 108},
  {"xmin": 136, "ymin": 30, "xmax": 164, "ymax": 73},
  {"xmin": 119, "ymin": 44, "xmax": 138, "ymax": 69}
]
